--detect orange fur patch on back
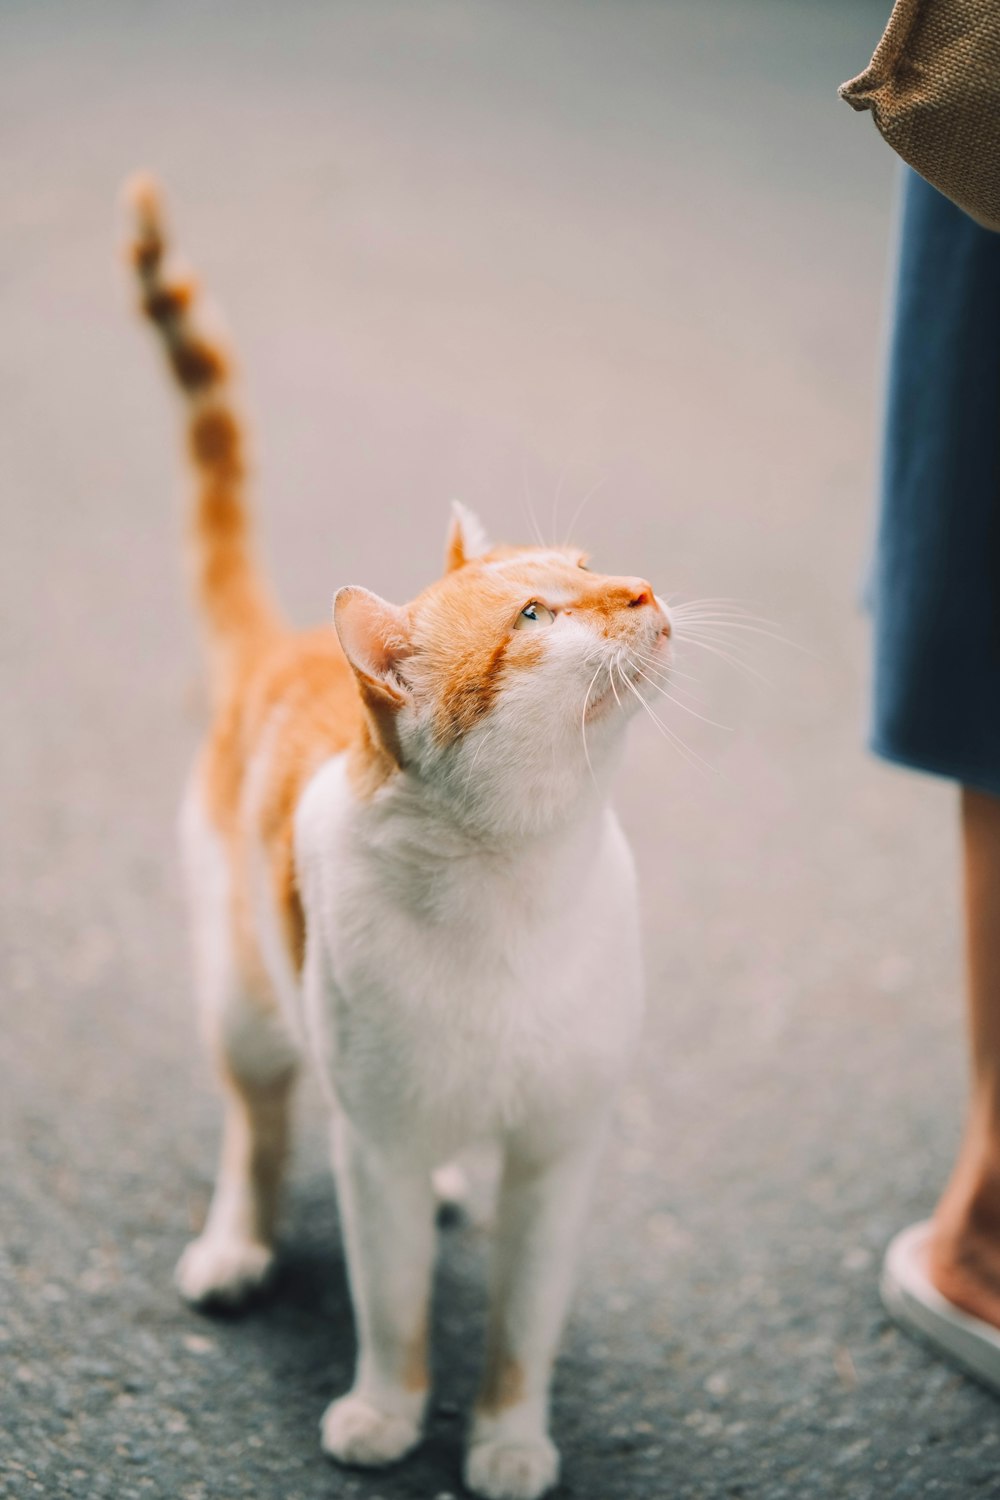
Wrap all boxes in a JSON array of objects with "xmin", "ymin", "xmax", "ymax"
[
  {"xmin": 202, "ymin": 627, "xmax": 365, "ymax": 978},
  {"xmin": 346, "ymin": 718, "xmax": 399, "ymax": 802}
]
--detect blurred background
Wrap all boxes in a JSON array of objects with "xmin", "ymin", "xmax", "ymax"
[{"xmin": 3, "ymin": 3, "xmax": 992, "ymax": 1497}]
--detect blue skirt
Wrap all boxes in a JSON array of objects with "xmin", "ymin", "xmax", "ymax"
[{"xmin": 870, "ymin": 169, "xmax": 1000, "ymax": 797}]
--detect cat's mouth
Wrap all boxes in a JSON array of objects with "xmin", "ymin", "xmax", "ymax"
[
  {"xmin": 583, "ymin": 620, "xmax": 672, "ymax": 722},
  {"xmin": 584, "ymin": 683, "xmax": 616, "ymax": 721},
  {"xmin": 584, "ymin": 660, "xmax": 650, "ymax": 721}
]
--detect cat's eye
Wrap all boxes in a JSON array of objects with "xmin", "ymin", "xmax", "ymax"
[{"xmin": 514, "ymin": 601, "xmax": 556, "ymax": 629}]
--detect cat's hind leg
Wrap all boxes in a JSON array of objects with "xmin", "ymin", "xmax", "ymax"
[
  {"xmin": 175, "ymin": 1057, "xmax": 296, "ymax": 1308},
  {"xmin": 175, "ymin": 780, "xmax": 299, "ymax": 1309}
]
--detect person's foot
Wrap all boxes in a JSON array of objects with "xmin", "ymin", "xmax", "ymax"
[{"xmin": 927, "ymin": 1176, "xmax": 1000, "ymax": 1330}]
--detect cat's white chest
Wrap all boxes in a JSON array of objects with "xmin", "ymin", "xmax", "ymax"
[{"xmin": 295, "ymin": 756, "xmax": 643, "ymax": 1160}]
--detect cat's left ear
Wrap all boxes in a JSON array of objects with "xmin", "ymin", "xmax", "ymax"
[
  {"xmin": 445, "ymin": 500, "xmax": 491, "ymax": 572},
  {"xmin": 334, "ymin": 586, "xmax": 411, "ymax": 761}
]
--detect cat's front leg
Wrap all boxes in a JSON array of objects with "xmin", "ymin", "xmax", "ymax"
[
  {"xmin": 465, "ymin": 1124, "xmax": 607, "ymax": 1500},
  {"xmin": 321, "ymin": 1115, "xmax": 435, "ymax": 1469}
]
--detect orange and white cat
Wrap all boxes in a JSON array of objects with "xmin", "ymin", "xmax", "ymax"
[{"xmin": 126, "ymin": 175, "xmax": 672, "ymax": 1500}]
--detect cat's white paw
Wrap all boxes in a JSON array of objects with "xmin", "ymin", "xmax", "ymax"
[
  {"xmin": 464, "ymin": 1435, "xmax": 560, "ymax": 1500},
  {"xmin": 175, "ymin": 1233, "xmax": 275, "ymax": 1308},
  {"xmin": 320, "ymin": 1393, "xmax": 422, "ymax": 1468}
]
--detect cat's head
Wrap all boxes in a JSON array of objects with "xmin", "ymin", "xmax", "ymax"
[{"xmin": 334, "ymin": 503, "xmax": 671, "ymax": 836}]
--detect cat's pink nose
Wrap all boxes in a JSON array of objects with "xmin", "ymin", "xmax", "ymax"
[{"xmin": 625, "ymin": 579, "xmax": 655, "ymax": 608}]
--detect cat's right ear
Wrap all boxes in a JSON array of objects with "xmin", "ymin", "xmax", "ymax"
[{"xmin": 334, "ymin": 587, "xmax": 411, "ymax": 760}]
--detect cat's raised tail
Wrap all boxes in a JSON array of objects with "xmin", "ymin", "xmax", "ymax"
[{"xmin": 124, "ymin": 172, "xmax": 281, "ymax": 698}]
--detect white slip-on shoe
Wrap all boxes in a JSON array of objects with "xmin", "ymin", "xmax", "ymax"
[{"xmin": 881, "ymin": 1220, "xmax": 1000, "ymax": 1396}]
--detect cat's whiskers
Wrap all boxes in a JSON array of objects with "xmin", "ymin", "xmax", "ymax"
[
  {"xmin": 580, "ymin": 662, "xmax": 604, "ymax": 786},
  {"xmin": 669, "ymin": 615, "xmax": 761, "ymax": 652},
  {"xmin": 622, "ymin": 653, "xmax": 732, "ymax": 731},
  {"xmin": 669, "ymin": 595, "xmax": 770, "ymax": 619},
  {"xmin": 628, "ymin": 644, "xmax": 707, "ymax": 699},
  {"xmin": 671, "ymin": 629, "xmax": 771, "ymax": 685},
  {"xmin": 671, "ymin": 599, "xmax": 811, "ymax": 658},
  {"xmin": 614, "ymin": 663, "xmax": 716, "ymax": 777},
  {"xmin": 675, "ymin": 617, "xmax": 804, "ymax": 653},
  {"xmin": 627, "ymin": 649, "xmax": 671, "ymax": 685},
  {"xmin": 608, "ymin": 649, "xmax": 624, "ymax": 711},
  {"xmin": 631, "ymin": 643, "xmax": 707, "ymax": 689}
]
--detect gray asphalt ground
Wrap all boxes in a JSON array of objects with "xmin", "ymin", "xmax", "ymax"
[{"xmin": 4, "ymin": 3, "xmax": 997, "ymax": 1497}]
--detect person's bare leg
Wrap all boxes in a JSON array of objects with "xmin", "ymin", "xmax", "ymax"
[{"xmin": 927, "ymin": 786, "xmax": 1000, "ymax": 1326}]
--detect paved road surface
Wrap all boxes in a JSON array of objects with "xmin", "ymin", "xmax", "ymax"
[{"xmin": 4, "ymin": 3, "xmax": 994, "ymax": 1498}]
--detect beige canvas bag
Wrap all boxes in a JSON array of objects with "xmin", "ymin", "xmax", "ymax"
[{"xmin": 840, "ymin": 0, "xmax": 1000, "ymax": 231}]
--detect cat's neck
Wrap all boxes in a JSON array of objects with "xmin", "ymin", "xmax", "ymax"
[
  {"xmin": 352, "ymin": 762, "xmax": 612, "ymax": 872},
  {"xmin": 340, "ymin": 777, "xmax": 613, "ymax": 934}
]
